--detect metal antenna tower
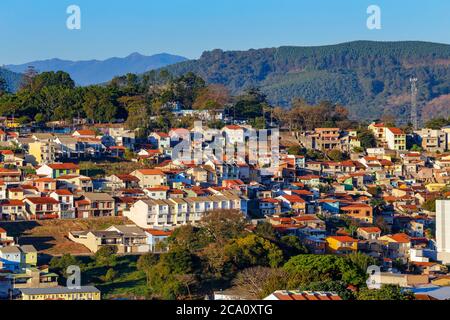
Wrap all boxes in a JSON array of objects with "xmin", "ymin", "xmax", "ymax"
[{"xmin": 410, "ymin": 77, "xmax": 419, "ymax": 130}]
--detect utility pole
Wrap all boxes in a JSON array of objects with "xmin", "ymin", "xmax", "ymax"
[{"xmin": 410, "ymin": 77, "xmax": 419, "ymax": 130}]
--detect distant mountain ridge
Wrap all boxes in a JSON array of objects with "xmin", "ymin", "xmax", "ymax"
[
  {"xmin": 154, "ymin": 41, "xmax": 450, "ymax": 122},
  {"xmin": 5, "ymin": 53, "xmax": 188, "ymax": 86}
]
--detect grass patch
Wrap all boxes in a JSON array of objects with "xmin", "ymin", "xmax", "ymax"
[
  {"xmin": 79, "ymin": 161, "xmax": 149, "ymax": 178},
  {"xmin": 80, "ymin": 255, "xmax": 149, "ymax": 300}
]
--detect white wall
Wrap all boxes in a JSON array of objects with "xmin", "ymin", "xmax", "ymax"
[{"xmin": 436, "ymin": 200, "xmax": 450, "ymax": 264}]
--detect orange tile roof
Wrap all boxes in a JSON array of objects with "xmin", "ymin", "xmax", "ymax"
[
  {"xmin": 53, "ymin": 189, "xmax": 73, "ymax": 195},
  {"xmin": 73, "ymin": 129, "xmax": 96, "ymax": 136},
  {"xmin": 389, "ymin": 233, "xmax": 411, "ymax": 243},
  {"xmin": 146, "ymin": 186, "xmax": 170, "ymax": 192},
  {"xmin": 136, "ymin": 169, "xmax": 165, "ymax": 175},
  {"xmin": 328, "ymin": 236, "xmax": 358, "ymax": 243},
  {"xmin": 358, "ymin": 227, "xmax": 381, "ymax": 233},
  {"xmin": 341, "ymin": 203, "xmax": 372, "ymax": 210},
  {"xmin": 388, "ymin": 127, "xmax": 404, "ymax": 135},
  {"xmin": 169, "ymin": 189, "xmax": 185, "ymax": 194},
  {"xmin": 48, "ymin": 163, "xmax": 79, "ymax": 170},
  {"xmin": 35, "ymin": 178, "xmax": 57, "ymax": 183}
]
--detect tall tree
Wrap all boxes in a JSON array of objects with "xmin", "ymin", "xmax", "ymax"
[
  {"xmin": 0, "ymin": 77, "xmax": 7, "ymax": 95},
  {"xmin": 82, "ymin": 86, "xmax": 117, "ymax": 123}
]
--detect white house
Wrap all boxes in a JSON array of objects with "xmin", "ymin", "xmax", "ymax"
[
  {"xmin": 50, "ymin": 190, "xmax": 75, "ymax": 219},
  {"xmin": 221, "ymin": 125, "xmax": 246, "ymax": 145}
]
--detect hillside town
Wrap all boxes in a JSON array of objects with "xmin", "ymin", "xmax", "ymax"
[{"xmin": 0, "ymin": 110, "xmax": 450, "ymax": 301}]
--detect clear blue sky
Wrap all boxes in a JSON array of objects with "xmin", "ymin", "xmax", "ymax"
[{"xmin": 1, "ymin": 0, "xmax": 449, "ymax": 64}]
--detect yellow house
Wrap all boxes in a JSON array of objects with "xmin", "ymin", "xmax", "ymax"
[
  {"xmin": 6, "ymin": 118, "xmax": 21, "ymax": 128},
  {"xmin": 425, "ymin": 183, "xmax": 447, "ymax": 192},
  {"xmin": 368, "ymin": 123, "xmax": 387, "ymax": 146},
  {"xmin": 7, "ymin": 188, "xmax": 24, "ymax": 200},
  {"xmin": 21, "ymin": 245, "xmax": 38, "ymax": 267},
  {"xmin": 130, "ymin": 169, "xmax": 167, "ymax": 188},
  {"xmin": 325, "ymin": 236, "xmax": 358, "ymax": 254},
  {"xmin": 20, "ymin": 286, "xmax": 101, "ymax": 300},
  {"xmin": 28, "ymin": 141, "xmax": 56, "ymax": 165}
]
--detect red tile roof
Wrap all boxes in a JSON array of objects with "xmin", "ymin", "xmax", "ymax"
[
  {"xmin": 224, "ymin": 125, "xmax": 243, "ymax": 130},
  {"xmin": 26, "ymin": 197, "xmax": 59, "ymax": 205},
  {"xmin": 154, "ymin": 132, "xmax": 169, "ymax": 138},
  {"xmin": 358, "ymin": 227, "xmax": 381, "ymax": 233},
  {"xmin": 0, "ymin": 200, "xmax": 24, "ymax": 206},
  {"xmin": 271, "ymin": 291, "xmax": 342, "ymax": 301},
  {"xmin": 115, "ymin": 174, "xmax": 140, "ymax": 182},
  {"xmin": 280, "ymin": 194, "xmax": 306, "ymax": 203},
  {"xmin": 145, "ymin": 229, "xmax": 172, "ymax": 236},
  {"xmin": 53, "ymin": 189, "xmax": 73, "ymax": 195}
]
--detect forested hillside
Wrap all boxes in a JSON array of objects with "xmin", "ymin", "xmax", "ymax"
[
  {"xmin": 0, "ymin": 68, "xmax": 22, "ymax": 92},
  {"xmin": 156, "ymin": 41, "xmax": 450, "ymax": 121}
]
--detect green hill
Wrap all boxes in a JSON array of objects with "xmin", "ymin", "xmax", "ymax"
[{"xmin": 155, "ymin": 41, "xmax": 450, "ymax": 122}]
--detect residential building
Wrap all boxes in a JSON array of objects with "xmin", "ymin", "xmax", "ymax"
[
  {"xmin": 50, "ymin": 190, "xmax": 75, "ymax": 219},
  {"xmin": 69, "ymin": 225, "xmax": 149, "ymax": 253},
  {"xmin": 145, "ymin": 229, "xmax": 172, "ymax": 252},
  {"xmin": 28, "ymin": 141, "xmax": 56, "ymax": 165},
  {"xmin": 36, "ymin": 163, "xmax": 80, "ymax": 179},
  {"xmin": 75, "ymin": 192, "xmax": 115, "ymax": 218},
  {"xmin": 386, "ymin": 127, "xmax": 406, "ymax": 151},
  {"xmin": 314, "ymin": 128, "xmax": 341, "ymax": 151},
  {"xmin": 130, "ymin": 169, "xmax": 167, "ymax": 188},
  {"xmin": 126, "ymin": 195, "xmax": 242, "ymax": 229},
  {"xmin": 325, "ymin": 236, "xmax": 358, "ymax": 254},
  {"xmin": 24, "ymin": 197, "xmax": 60, "ymax": 220},
  {"xmin": 20, "ymin": 286, "xmax": 101, "ymax": 300},
  {"xmin": 415, "ymin": 128, "xmax": 447, "ymax": 153},
  {"xmin": 357, "ymin": 227, "xmax": 381, "ymax": 240}
]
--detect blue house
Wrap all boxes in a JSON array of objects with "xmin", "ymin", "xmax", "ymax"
[
  {"xmin": 0, "ymin": 246, "xmax": 23, "ymax": 272},
  {"xmin": 319, "ymin": 199, "xmax": 340, "ymax": 214}
]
